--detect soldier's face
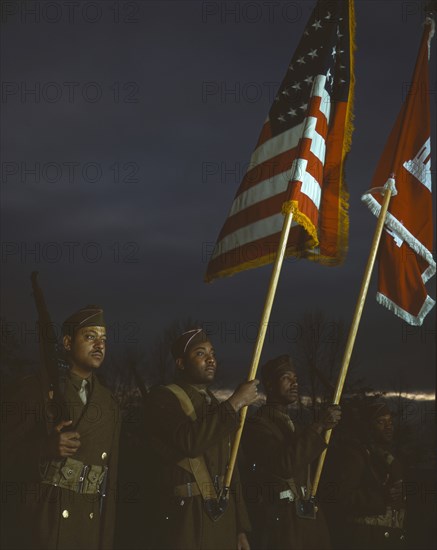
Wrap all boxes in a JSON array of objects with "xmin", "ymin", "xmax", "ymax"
[
  {"xmin": 178, "ymin": 340, "xmax": 217, "ymax": 384},
  {"xmin": 63, "ymin": 326, "xmax": 106, "ymax": 374},
  {"xmin": 275, "ymin": 370, "xmax": 299, "ymax": 404},
  {"xmin": 372, "ymin": 414, "xmax": 394, "ymax": 444}
]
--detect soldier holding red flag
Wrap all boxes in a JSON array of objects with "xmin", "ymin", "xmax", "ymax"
[{"xmin": 242, "ymin": 355, "xmax": 341, "ymax": 550}]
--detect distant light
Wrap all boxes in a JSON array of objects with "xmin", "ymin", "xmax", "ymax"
[{"xmin": 212, "ymin": 389, "xmax": 435, "ymax": 402}]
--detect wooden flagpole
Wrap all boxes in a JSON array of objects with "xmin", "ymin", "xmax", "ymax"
[
  {"xmin": 221, "ymin": 209, "xmax": 294, "ymax": 497},
  {"xmin": 311, "ymin": 183, "xmax": 394, "ymax": 497}
]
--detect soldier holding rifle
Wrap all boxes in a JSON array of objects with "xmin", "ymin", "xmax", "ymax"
[{"xmin": 2, "ymin": 299, "xmax": 120, "ymax": 550}]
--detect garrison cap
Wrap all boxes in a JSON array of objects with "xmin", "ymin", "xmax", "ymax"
[
  {"xmin": 261, "ymin": 354, "xmax": 295, "ymax": 389},
  {"xmin": 62, "ymin": 305, "xmax": 105, "ymax": 336},
  {"xmin": 365, "ymin": 401, "xmax": 392, "ymax": 421},
  {"xmin": 171, "ymin": 328, "xmax": 209, "ymax": 360}
]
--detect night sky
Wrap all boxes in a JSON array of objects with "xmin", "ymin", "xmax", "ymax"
[{"xmin": 1, "ymin": 1, "xmax": 436, "ymax": 394}]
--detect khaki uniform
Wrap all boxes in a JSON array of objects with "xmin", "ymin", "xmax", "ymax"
[
  {"xmin": 242, "ymin": 404, "xmax": 331, "ymax": 550},
  {"xmin": 144, "ymin": 382, "xmax": 251, "ymax": 550},
  {"xmin": 2, "ymin": 372, "xmax": 120, "ymax": 550},
  {"xmin": 323, "ymin": 439, "xmax": 406, "ymax": 550}
]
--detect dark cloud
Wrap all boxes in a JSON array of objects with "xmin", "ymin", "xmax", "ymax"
[{"xmin": 1, "ymin": 1, "xmax": 435, "ymax": 392}]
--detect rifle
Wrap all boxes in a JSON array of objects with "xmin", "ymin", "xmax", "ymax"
[{"xmin": 30, "ymin": 271, "xmax": 66, "ymax": 433}]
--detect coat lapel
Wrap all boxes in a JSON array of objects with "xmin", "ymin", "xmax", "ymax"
[
  {"xmin": 63, "ymin": 377, "xmax": 86, "ymax": 427},
  {"xmin": 75, "ymin": 375, "xmax": 112, "ymax": 436}
]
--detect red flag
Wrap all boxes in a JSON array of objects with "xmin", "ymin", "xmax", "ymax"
[
  {"xmin": 205, "ymin": 1, "xmax": 355, "ymax": 282},
  {"xmin": 362, "ymin": 18, "xmax": 435, "ymax": 326}
]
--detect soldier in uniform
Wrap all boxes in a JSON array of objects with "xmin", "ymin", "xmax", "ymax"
[
  {"xmin": 2, "ymin": 305, "xmax": 120, "ymax": 550},
  {"xmin": 144, "ymin": 328, "xmax": 259, "ymax": 550},
  {"xmin": 242, "ymin": 354, "xmax": 341, "ymax": 550},
  {"xmin": 324, "ymin": 401, "xmax": 406, "ymax": 550}
]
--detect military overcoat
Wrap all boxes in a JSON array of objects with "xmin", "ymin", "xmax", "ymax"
[
  {"xmin": 2, "ymin": 372, "xmax": 120, "ymax": 550},
  {"xmin": 144, "ymin": 382, "xmax": 251, "ymax": 550},
  {"xmin": 242, "ymin": 404, "xmax": 331, "ymax": 550},
  {"xmin": 323, "ymin": 439, "xmax": 407, "ymax": 550}
]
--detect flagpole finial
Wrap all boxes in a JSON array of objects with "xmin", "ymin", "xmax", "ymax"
[{"xmin": 384, "ymin": 177, "xmax": 398, "ymax": 196}]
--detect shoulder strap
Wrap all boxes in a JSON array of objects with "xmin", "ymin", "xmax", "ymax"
[
  {"xmin": 166, "ymin": 384, "xmax": 197, "ymax": 420},
  {"xmin": 164, "ymin": 384, "xmax": 216, "ymax": 501}
]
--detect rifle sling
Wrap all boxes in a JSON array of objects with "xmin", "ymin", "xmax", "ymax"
[{"xmin": 165, "ymin": 384, "xmax": 217, "ymax": 501}]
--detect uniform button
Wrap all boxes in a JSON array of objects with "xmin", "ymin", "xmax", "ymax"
[
  {"xmin": 384, "ymin": 532, "xmax": 390, "ymax": 539},
  {"xmin": 89, "ymin": 513, "xmax": 94, "ymax": 519},
  {"xmin": 67, "ymin": 469, "xmax": 73, "ymax": 476},
  {"xmin": 101, "ymin": 452, "xmax": 107, "ymax": 460},
  {"xmin": 62, "ymin": 510, "xmax": 69, "ymax": 519}
]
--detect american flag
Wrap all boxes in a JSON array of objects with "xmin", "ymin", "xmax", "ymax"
[
  {"xmin": 362, "ymin": 17, "xmax": 435, "ymax": 326},
  {"xmin": 206, "ymin": 0, "xmax": 355, "ymax": 282}
]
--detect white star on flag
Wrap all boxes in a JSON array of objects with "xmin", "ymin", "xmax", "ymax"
[{"xmin": 205, "ymin": 0, "xmax": 355, "ymax": 282}]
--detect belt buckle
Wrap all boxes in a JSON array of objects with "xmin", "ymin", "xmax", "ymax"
[
  {"xmin": 279, "ymin": 489, "xmax": 294, "ymax": 502},
  {"xmin": 186, "ymin": 482, "xmax": 193, "ymax": 498}
]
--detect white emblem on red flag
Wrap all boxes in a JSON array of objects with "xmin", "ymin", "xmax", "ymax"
[
  {"xmin": 362, "ymin": 18, "xmax": 435, "ymax": 326},
  {"xmin": 403, "ymin": 138, "xmax": 432, "ymax": 191}
]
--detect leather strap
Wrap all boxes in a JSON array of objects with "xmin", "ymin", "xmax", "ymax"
[{"xmin": 165, "ymin": 384, "xmax": 217, "ymax": 501}]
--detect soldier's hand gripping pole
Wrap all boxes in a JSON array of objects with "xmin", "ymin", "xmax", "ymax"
[
  {"xmin": 311, "ymin": 182, "xmax": 394, "ymax": 497},
  {"xmin": 220, "ymin": 210, "xmax": 295, "ymax": 500}
]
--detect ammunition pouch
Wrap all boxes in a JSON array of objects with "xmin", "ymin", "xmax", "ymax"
[
  {"xmin": 352, "ymin": 507, "xmax": 406, "ymax": 530},
  {"xmin": 41, "ymin": 457, "xmax": 107, "ymax": 495}
]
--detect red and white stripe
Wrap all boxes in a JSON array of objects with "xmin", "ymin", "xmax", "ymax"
[{"xmin": 210, "ymin": 74, "xmax": 331, "ymax": 262}]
